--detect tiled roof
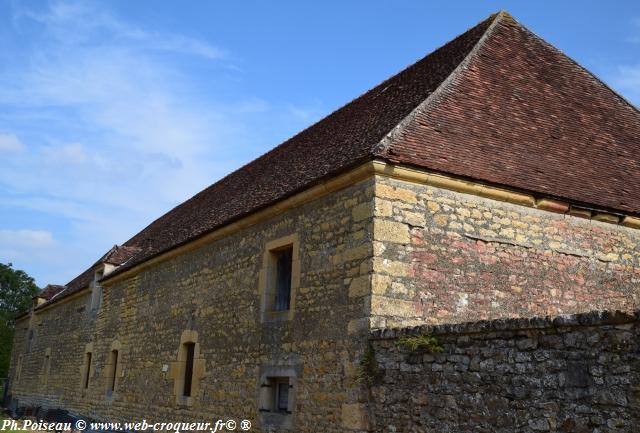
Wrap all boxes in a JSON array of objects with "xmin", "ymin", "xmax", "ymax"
[
  {"xmin": 378, "ymin": 13, "xmax": 640, "ymax": 215},
  {"xmin": 39, "ymin": 284, "xmax": 66, "ymax": 301},
  {"xmin": 47, "ymin": 12, "xmax": 639, "ymax": 306},
  {"xmin": 116, "ymin": 12, "xmax": 494, "ymax": 273},
  {"xmin": 34, "ymin": 245, "xmax": 140, "ymax": 310},
  {"xmin": 99, "ymin": 245, "xmax": 141, "ymax": 266}
]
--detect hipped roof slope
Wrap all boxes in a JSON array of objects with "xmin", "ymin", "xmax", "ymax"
[{"xmin": 52, "ymin": 12, "xmax": 640, "ymax": 304}]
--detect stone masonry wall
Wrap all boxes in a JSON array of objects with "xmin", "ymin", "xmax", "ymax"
[
  {"xmin": 9, "ymin": 178, "xmax": 376, "ymax": 433},
  {"xmin": 9, "ymin": 293, "xmax": 96, "ymax": 411},
  {"xmin": 371, "ymin": 175, "xmax": 640, "ymax": 328},
  {"xmin": 369, "ymin": 310, "xmax": 640, "ymax": 433},
  {"xmin": 9, "ymin": 169, "xmax": 640, "ymax": 432}
]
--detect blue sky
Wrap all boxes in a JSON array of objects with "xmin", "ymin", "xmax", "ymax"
[{"xmin": 0, "ymin": 1, "xmax": 639, "ymax": 287}]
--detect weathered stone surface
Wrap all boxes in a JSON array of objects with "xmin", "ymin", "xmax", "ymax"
[
  {"xmin": 8, "ymin": 179, "xmax": 376, "ymax": 433},
  {"xmin": 369, "ymin": 311, "xmax": 640, "ymax": 433},
  {"xmin": 341, "ymin": 402, "xmax": 369, "ymax": 430},
  {"xmin": 371, "ymin": 176, "xmax": 640, "ymax": 327},
  {"xmin": 348, "ymin": 275, "xmax": 370, "ymax": 298},
  {"xmin": 535, "ymin": 198, "xmax": 569, "ymax": 214},
  {"xmin": 373, "ymin": 219, "xmax": 410, "ymax": 244},
  {"xmin": 7, "ymin": 170, "xmax": 640, "ymax": 432}
]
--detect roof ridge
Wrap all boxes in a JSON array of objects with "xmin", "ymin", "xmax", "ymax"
[
  {"xmin": 121, "ymin": 12, "xmax": 503, "ymax": 254},
  {"xmin": 44, "ymin": 12, "xmax": 640, "ymax": 311},
  {"xmin": 514, "ymin": 17, "xmax": 640, "ymax": 116},
  {"xmin": 373, "ymin": 12, "xmax": 506, "ymax": 157},
  {"xmin": 495, "ymin": 10, "xmax": 515, "ymax": 22},
  {"xmin": 121, "ymin": 17, "xmax": 507, "ymax": 247}
]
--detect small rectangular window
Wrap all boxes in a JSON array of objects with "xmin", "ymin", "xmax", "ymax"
[
  {"xmin": 260, "ymin": 376, "xmax": 292, "ymax": 414},
  {"xmin": 183, "ymin": 343, "xmax": 195, "ymax": 397},
  {"xmin": 273, "ymin": 247, "xmax": 293, "ymax": 311},
  {"xmin": 260, "ymin": 235, "xmax": 299, "ymax": 323},
  {"xmin": 84, "ymin": 352, "xmax": 92, "ymax": 389}
]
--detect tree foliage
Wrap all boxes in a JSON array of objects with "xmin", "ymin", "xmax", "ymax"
[
  {"xmin": 0, "ymin": 263, "xmax": 39, "ymax": 315},
  {"xmin": 0, "ymin": 263, "xmax": 40, "ymax": 378}
]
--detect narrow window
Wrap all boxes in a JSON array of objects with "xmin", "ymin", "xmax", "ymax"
[
  {"xmin": 260, "ymin": 235, "xmax": 299, "ymax": 322},
  {"xmin": 183, "ymin": 343, "xmax": 195, "ymax": 397},
  {"xmin": 44, "ymin": 354, "xmax": 50, "ymax": 377},
  {"xmin": 26, "ymin": 330, "xmax": 34, "ymax": 353},
  {"xmin": 41, "ymin": 348, "xmax": 53, "ymax": 386},
  {"xmin": 273, "ymin": 246, "xmax": 293, "ymax": 311},
  {"xmin": 109, "ymin": 350, "xmax": 119, "ymax": 392},
  {"xmin": 276, "ymin": 379, "xmax": 290, "ymax": 412},
  {"xmin": 84, "ymin": 352, "xmax": 92, "ymax": 389}
]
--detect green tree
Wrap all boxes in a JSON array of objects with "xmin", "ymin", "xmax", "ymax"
[{"xmin": 0, "ymin": 263, "xmax": 40, "ymax": 378}]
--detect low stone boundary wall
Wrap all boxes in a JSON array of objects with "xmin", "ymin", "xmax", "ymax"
[{"xmin": 368, "ymin": 310, "xmax": 639, "ymax": 433}]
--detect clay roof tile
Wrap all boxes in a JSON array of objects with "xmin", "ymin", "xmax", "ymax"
[{"xmin": 49, "ymin": 12, "xmax": 639, "ymax": 306}]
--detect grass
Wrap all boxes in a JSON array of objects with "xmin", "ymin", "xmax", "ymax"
[
  {"xmin": 396, "ymin": 334, "xmax": 444, "ymax": 353},
  {"xmin": 0, "ymin": 412, "xmax": 21, "ymax": 433},
  {"xmin": 355, "ymin": 346, "xmax": 383, "ymax": 386}
]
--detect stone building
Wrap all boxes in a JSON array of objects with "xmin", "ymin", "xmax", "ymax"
[{"xmin": 7, "ymin": 12, "xmax": 640, "ymax": 432}]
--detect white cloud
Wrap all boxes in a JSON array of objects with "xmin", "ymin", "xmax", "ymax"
[
  {"xmin": 0, "ymin": 229, "xmax": 65, "ymax": 286},
  {"xmin": 606, "ymin": 19, "xmax": 640, "ymax": 107},
  {"xmin": 617, "ymin": 65, "xmax": 640, "ymax": 87},
  {"xmin": 0, "ymin": 1, "xmax": 324, "ymax": 286},
  {"xmin": 0, "ymin": 133, "xmax": 25, "ymax": 152},
  {"xmin": 41, "ymin": 142, "xmax": 87, "ymax": 164},
  {"xmin": 17, "ymin": 1, "xmax": 225, "ymax": 59},
  {"xmin": 611, "ymin": 65, "xmax": 640, "ymax": 106},
  {"xmin": 1, "ymin": 1, "xmax": 237, "ymax": 202},
  {"xmin": 0, "ymin": 229, "xmax": 55, "ymax": 248},
  {"xmin": 285, "ymin": 103, "xmax": 324, "ymax": 123},
  {"xmin": 0, "ymin": 2, "xmax": 239, "ymax": 285}
]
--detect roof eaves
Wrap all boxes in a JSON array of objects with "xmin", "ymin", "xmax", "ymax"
[{"xmin": 102, "ymin": 154, "xmax": 376, "ymax": 283}]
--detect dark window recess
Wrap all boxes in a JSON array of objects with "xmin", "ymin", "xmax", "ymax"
[
  {"xmin": 274, "ymin": 247, "xmax": 293, "ymax": 311},
  {"xmin": 110, "ymin": 350, "xmax": 119, "ymax": 392},
  {"xmin": 84, "ymin": 352, "xmax": 92, "ymax": 389},
  {"xmin": 26, "ymin": 330, "xmax": 34, "ymax": 353},
  {"xmin": 277, "ymin": 381, "xmax": 290, "ymax": 412},
  {"xmin": 183, "ymin": 343, "xmax": 195, "ymax": 397},
  {"xmin": 260, "ymin": 377, "xmax": 292, "ymax": 414}
]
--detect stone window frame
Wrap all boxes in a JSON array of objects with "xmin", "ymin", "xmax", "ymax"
[
  {"xmin": 259, "ymin": 234, "xmax": 301, "ymax": 323},
  {"xmin": 40, "ymin": 347, "xmax": 52, "ymax": 386},
  {"xmin": 104, "ymin": 340, "xmax": 124, "ymax": 397},
  {"xmin": 257, "ymin": 366, "xmax": 298, "ymax": 431},
  {"xmin": 168, "ymin": 330, "xmax": 206, "ymax": 407},
  {"xmin": 80, "ymin": 342, "xmax": 94, "ymax": 391}
]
